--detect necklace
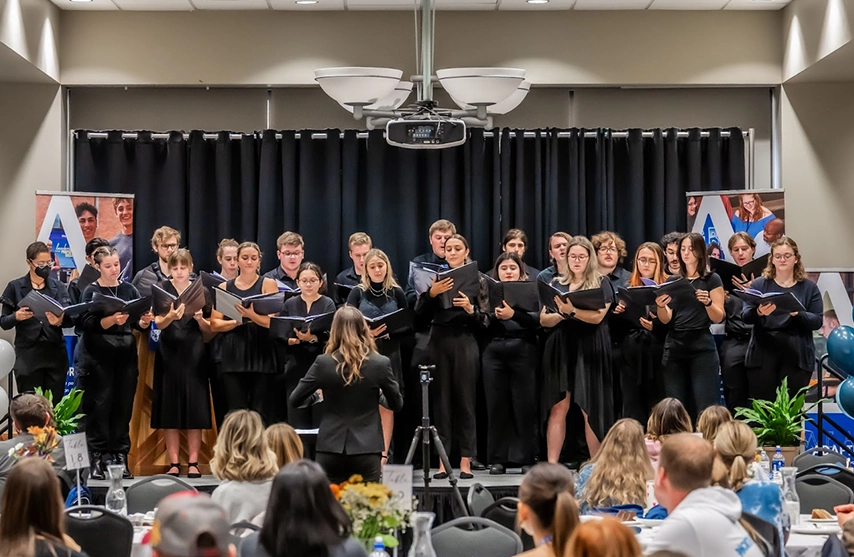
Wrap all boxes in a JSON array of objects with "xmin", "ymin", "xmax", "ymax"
[
  {"xmin": 369, "ymin": 284, "xmax": 387, "ymax": 297},
  {"xmin": 30, "ymin": 278, "xmax": 45, "ymax": 289},
  {"xmin": 99, "ymin": 279, "xmax": 120, "ymax": 297}
]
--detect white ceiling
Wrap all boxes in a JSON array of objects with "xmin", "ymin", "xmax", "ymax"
[{"xmin": 52, "ymin": 0, "xmax": 794, "ymax": 13}]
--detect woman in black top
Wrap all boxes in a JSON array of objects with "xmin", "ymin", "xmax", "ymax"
[
  {"xmin": 743, "ymin": 237, "xmax": 822, "ymax": 402},
  {"xmin": 655, "ymin": 232, "xmax": 725, "ymax": 418},
  {"xmin": 208, "ymin": 238, "xmax": 240, "ymax": 429},
  {"xmin": 77, "ymin": 246, "xmax": 152, "ymax": 480},
  {"xmin": 415, "ymin": 234, "xmax": 487, "ymax": 479},
  {"xmin": 281, "ymin": 262, "xmax": 336, "ymax": 429},
  {"xmin": 209, "ymin": 242, "xmax": 279, "ymax": 423},
  {"xmin": 483, "ymin": 252, "xmax": 539, "ymax": 474},
  {"xmin": 0, "ymin": 241, "xmax": 71, "ymax": 403},
  {"xmin": 152, "ymin": 249, "xmax": 213, "ymax": 479},
  {"xmin": 346, "ymin": 248, "xmax": 409, "ymax": 463}
]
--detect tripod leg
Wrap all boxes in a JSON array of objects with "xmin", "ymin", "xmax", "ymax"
[
  {"xmin": 429, "ymin": 426, "xmax": 470, "ymax": 517},
  {"xmin": 404, "ymin": 427, "xmax": 423, "ymax": 465}
]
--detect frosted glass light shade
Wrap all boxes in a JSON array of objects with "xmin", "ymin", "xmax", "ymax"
[
  {"xmin": 450, "ymin": 81, "xmax": 531, "ymax": 115},
  {"xmin": 436, "ymin": 67, "xmax": 525, "ymax": 106},
  {"xmin": 341, "ymin": 81, "xmax": 413, "ymax": 113},
  {"xmin": 315, "ymin": 67, "xmax": 403, "ymax": 106}
]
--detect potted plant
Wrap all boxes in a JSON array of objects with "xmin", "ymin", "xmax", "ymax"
[
  {"xmin": 734, "ymin": 377, "xmax": 819, "ymax": 466},
  {"xmin": 34, "ymin": 387, "xmax": 85, "ymax": 436}
]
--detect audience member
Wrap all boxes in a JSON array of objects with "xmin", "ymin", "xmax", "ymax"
[
  {"xmin": 645, "ymin": 398, "xmax": 692, "ymax": 470},
  {"xmin": 240, "ymin": 460, "xmax": 367, "ymax": 557},
  {"xmin": 696, "ymin": 405, "xmax": 732, "ymax": 444},
  {"xmin": 563, "ymin": 517, "xmax": 642, "ymax": 557},
  {"xmin": 211, "ymin": 410, "xmax": 278, "ymax": 523},
  {"xmin": 645, "ymin": 434, "xmax": 764, "ymax": 557},
  {"xmin": 151, "ymin": 491, "xmax": 236, "ymax": 557},
  {"xmin": 575, "ymin": 419, "xmax": 653, "ymax": 514},
  {"xmin": 266, "ymin": 423, "xmax": 304, "ymax": 469},
  {"xmin": 834, "ymin": 504, "xmax": 854, "ymax": 555},
  {"xmin": 0, "ymin": 458, "xmax": 87, "ymax": 557},
  {"xmin": 516, "ymin": 463, "xmax": 580, "ymax": 557}
]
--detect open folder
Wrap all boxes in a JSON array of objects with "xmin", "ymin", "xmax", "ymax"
[
  {"xmin": 17, "ymin": 290, "xmax": 88, "ymax": 320},
  {"xmin": 408, "ymin": 261, "xmax": 446, "ymax": 296},
  {"xmin": 200, "ymin": 271, "xmax": 226, "ymax": 291},
  {"xmin": 90, "ymin": 293, "xmax": 152, "ymax": 321},
  {"xmin": 151, "ymin": 280, "xmax": 207, "ymax": 324},
  {"xmin": 483, "ymin": 275, "xmax": 540, "ymax": 313},
  {"xmin": 710, "ymin": 254, "xmax": 770, "ymax": 291},
  {"xmin": 615, "ymin": 287, "xmax": 656, "ymax": 324},
  {"xmin": 77, "ymin": 265, "xmax": 100, "ymax": 289},
  {"xmin": 214, "ymin": 288, "xmax": 284, "ymax": 322},
  {"xmin": 537, "ymin": 280, "xmax": 606, "ymax": 312},
  {"xmin": 732, "ymin": 288, "xmax": 806, "ymax": 314},
  {"xmin": 363, "ymin": 308, "xmax": 413, "ymax": 333},
  {"xmin": 435, "ymin": 262, "xmax": 481, "ymax": 310},
  {"xmin": 270, "ymin": 312, "xmax": 336, "ymax": 339},
  {"xmin": 618, "ymin": 278, "xmax": 697, "ymax": 307}
]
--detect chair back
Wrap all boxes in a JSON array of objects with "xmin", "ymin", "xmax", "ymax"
[
  {"xmin": 229, "ymin": 520, "xmax": 261, "ymax": 544},
  {"xmin": 467, "ymin": 483, "xmax": 495, "ymax": 517},
  {"xmin": 432, "ymin": 517, "xmax": 522, "ymax": 557},
  {"xmin": 480, "ymin": 497, "xmax": 534, "ymax": 551},
  {"xmin": 125, "ymin": 474, "xmax": 197, "ymax": 514},
  {"xmin": 794, "ymin": 449, "xmax": 848, "ymax": 473},
  {"xmin": 65, "ymin": 505, "xmax": 134, "ymax": 557},
  {"xmin": 740, "ymin": 512, "xmax": 780, "ymax": 557},
  {"xmin": 798, "ymin": 464, "xmax": 854, "ymax": 494},
  {"xmin": 796, "ymin": 474, "xmax": 854, "ymax": 513}
]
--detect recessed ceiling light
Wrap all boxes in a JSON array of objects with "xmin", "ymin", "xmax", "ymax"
[
  {"xmin": 295, "ymin": 0, "xmax": 318, "ymax": 3},
  {"xmin": 69, "ymin": 0, "xmax": 94, "ymax": 4},
  {"xmin": 527, "ymin": 0, "xmax": 549, "ymax": 3}
]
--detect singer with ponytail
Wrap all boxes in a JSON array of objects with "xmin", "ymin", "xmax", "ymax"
[{"xmin": 516, "ymin": 463, "xmax": 581, "ymax": 557}]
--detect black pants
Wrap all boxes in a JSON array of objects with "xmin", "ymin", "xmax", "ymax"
[
  {"xmin": 619, "ymin": 330, "xmax": 665, "ymax": 424},
  {"xmin": 15, "ymin": 342, "xmax": 68, "ymax": 404},
  {"xmin": 482, "ymin": 337, "xmax": 537, "ymax": 465},
  {"xmin": 222, "ymin": 372, "xmax": 273, "ymax": 424},
  {"xmin": 720, "ymin": 337, "xmax": 750, "ymax": 411},
  {"xmin": 430, "ymin": 327, "xmax": 479, "ymax": 458},
  {"xmin": 317, "ymin": 451, "xmax": 381, "ymax": 484},
  {"xmin": 746, "ymin": 341, "xmax": 811, "ymax": 403},
  {"xmin": 663, "ymin": 330, "xmax": 721, "ymax": 419},
  {"xmin": 284, "ymin": 351, "xmax": 324, "ymax": 430}
]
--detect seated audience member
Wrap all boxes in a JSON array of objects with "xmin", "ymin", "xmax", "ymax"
[
  {"xmin": 516, "ymin": 463, "xmax": 580, "ymax": 557},
  {"xmin": 645, "ymin": 434, "xmax": 764, "ymax": 557},
  {"xmin": 575, "ymin": 419, "xmax": 654, "ymax": 515},
  {"xmin": 696, "ymin": 405, "xmax": 732, "ymax": 444},
  {"xmin": 645, "ymin": 398, "xmax": 692, "ymax": 471},
  {"xmin": 211, "ymin": 410, "xmax": 278, "ymax": 523},
  {"xmin": 712, "ymin": 421, "xmax": 787, "ymax": 555},
  {"xmin": 834, "ymin": 504, "xmax": 854, "ymax": 555},
  {"xmin": 564, "ymin": 517, "xmax": 643, "ymax": 557},
  {"xmin": 266, "ymin": 423, "xmax": 304, "ymax": 469},
  {"xmin": 0, "ymin": 458, "xmax": 87, "ymax": 557},
  {"xmin": 151, "ymin": 492, "xmax": 236, "ymax": 557},
  {"xmin": 0, "ymin": 393, "xmax": 68, "ymax": 499},
  {"xmin": 240, "ymin": 460, "xmax": 368, "ymax": 557}
]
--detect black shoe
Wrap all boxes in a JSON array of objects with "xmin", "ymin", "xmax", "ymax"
[
  {"xmin": 166, "ymin": 463, "xmax": 181, "ymax": 477},
  {"xmin": 115, "ymin": 453, "xmax": 134, "ymax": 479},
  {"xmin": 459, "ymin": 472, "xmax": 474, "ymax": 480},
  {"xmin": 520, "ymin": 465, "xmax": 533, "ymax": 474},
  {"xmin": 470, "ymin": 458, "xmax": 486, "ymax": 471},
  {"xmin": 89, "ymin": 452, "xmax": 105, "ymax": 480},
  {"xmin": 433, "ymin": 471, "xmax": 448, "ymax": 480},
  {"xmin": 187, "ymin": 462, "xmax": 202, "ymax": 479},
  {"xmin": 489, "ymin": 464, "xmax": 506, "ymax": 475}
]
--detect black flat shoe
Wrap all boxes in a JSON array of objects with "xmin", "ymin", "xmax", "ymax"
[
  {"xmin": 489, "ymin": 464, "xmax": 506, "ymax": 475},
  {"xmin": 166, "ymin": 463, "xmax": 180, "ymax": 477},
  {"xmin": 433, "ymin": 471, "xmax": 448, "ymax": 480},
  {"xmin": 470, "ymin": 458, "xmax": 486, "ymax": 471},
  {"xmin": 115, "ymin": 453, "xmax": 133, "ymax": 479},
  {"xmin": 89, "ymin": 453, "xmax": 104, "ymax": 481},
  {"xmin": 459, "ymin": 472, "xmax": 474, "ymax": 480},
  {"xmin": 187, "ymin": 462, "xmax": 202, "ymax": 479}
]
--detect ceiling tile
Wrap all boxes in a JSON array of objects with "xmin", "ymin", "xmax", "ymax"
[
  {"xmin": 194, "ymin": 0, "xmax": 270, "ymax": 9},
  {"xmin": 347, "ymin": 0, "xmax": 496, "ymax": 8},
  {"xmin": 573, "ymin": 0, "xmax": 651, "ymax": 9},
  {"xmin": 650, "ymin": 0, "xmax": 728, "ymax": 9},
  {"xmin": 111, "ymin": 0, "xmax": 194, "ymax": 9},
  {"xmin": 725, "ymin": 0, "xmax": 792, "ymax": 10},
  {"xmin": 49, "ymin": 0, "xmax": 119, "ymax": 10},
  {"xmin": 498, "ymin": 0, "xmax": 576, "ymax": 10},
  {"xmin": 269, "ymin": 0, "xmax": 345, "ymax": 9}
]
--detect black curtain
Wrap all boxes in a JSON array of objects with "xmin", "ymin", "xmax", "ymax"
[{"xmin": 74, "ymin": 127, "xmax": 743, "ymax": 277}]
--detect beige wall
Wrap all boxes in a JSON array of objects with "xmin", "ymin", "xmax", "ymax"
[
  {"xmin": 0, "ymin": 0, "xmax": 60, "ymax": 82},
  {"xmin": 783, "ymin": 0, "xmax": 854, "ymax": 82}
]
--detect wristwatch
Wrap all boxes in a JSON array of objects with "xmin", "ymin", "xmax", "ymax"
[
  {"xmin": 567, "ymin": 310, "xmax": 577, "ymax": 319},
  {"xmin": 704, "ymin": 300, "xmax": 713, "ymax": 307}
]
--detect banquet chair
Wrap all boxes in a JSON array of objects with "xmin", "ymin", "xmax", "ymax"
[
  {"xmin": 793, "ymin": 448, "xmax": 848, "ymax": 473},
  {"xmin": 65, "ymin": 505, "xmax": 134, "ymax": 557},
  {"xmin": 740, "ymin": 512, "xmax": 779, "ymax": 557},
  {"xmin": 466, "ymin": 483, "xmax": 495, "ymax": 517},
  {"xmin": 431, "ymin": 517, "xmax": 522, "ymax": 557},
  {"xmin": 797, "ymin": 463, "xmax": 854, "ymax": 494},
  {"xmin": 125, "ymin": 474, "xmax": 197, "ymax": 514},
  {"xmin": 796, "ymin": 474, "xmax": 854, "ymax": 513},
  {"xmin": 480, "ymin": 497, "xmax": 534, "ymax": 551}
]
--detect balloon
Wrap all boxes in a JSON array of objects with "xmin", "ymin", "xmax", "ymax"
[
  {"xmin": 828, "ymin": 325, "xmax": 854, "ymax": 378},
  {"xmin": 0, "ymin": 339, "xmax": 14, "ymax": 381},
  {"xmin": 0, "ymin": 387, "xmax": 8, "ymax": 418},
  {"xmin": 837, "ymin": 377, "xmax": 854, "ymax": 419}
]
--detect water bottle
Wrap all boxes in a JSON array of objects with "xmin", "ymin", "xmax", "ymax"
[
  {"xmin": 759, "ymin": 449, "xmax": 771, "ymax": 480},
  {"xmin": 771, "ymin": 446, "xmax": 785, "ymax": 484},
  {"xmin": 369, "ymin": 536, "xmax": 390, "ymax": 557}
]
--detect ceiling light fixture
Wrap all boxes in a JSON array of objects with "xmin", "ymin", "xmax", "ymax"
[
  {"xmin": 69, "ymin": 0, "xmax": 94, "ymax": 4},
  {"xmin": 295, "ymin": 0, "xmax": 317, "ymax": 4},
  {"xmin": 527, "ymin": 0, "xmax": 549, "ymax": 4}
]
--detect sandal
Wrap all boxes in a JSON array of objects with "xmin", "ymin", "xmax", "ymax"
[
  {"xmin": 187, "ymin": 462, "xmax": 202, "ymax": 479},
  {"xmin": 166, "ymin": 463, "xmax": 180, "ymax": 477}
]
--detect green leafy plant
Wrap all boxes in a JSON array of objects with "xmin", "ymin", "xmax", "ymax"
[
  {"xmin": 33, "ymin": 387, "xmax": 85, "ymax": 436},
  {"xmin": 734, "ymin": 377, "xmax": 819, "ymax": 447}
]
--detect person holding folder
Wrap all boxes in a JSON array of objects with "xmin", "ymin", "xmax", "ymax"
[
  {"xmin": 216, "ymin": 238, "xmax": 239, "ymax": 282},
  {"xmin": 280, "ymin": 262, "xmax": 336, "ymax": 429},
  {"xmin": 742, "ymin": 237, "xmax": 822, "ymax": 402},
  {"xmin": 655, "ymin": 232, "xmax": 725, "ymax": 418},
  {"xmin": 415, "ymin": 234, "xmax": 486, "ymax": 479},
  {"xmin": 346, "ymin": 248, "xmax": 409, "ymax": 463},
  {"xmin": 76, "ymin": 246, "xmax": 153, "ymax": 480},
  {"xmin": 483, "ymin": 252, "xmax": 539, "ymax": 474},
  {"xmin": 263, "ymin": 231, "xmax": 305, "ymax": 291},
  {"xmin": 209, "ymin": 242, "xmax": 279, "ymax": 423},
  {"xmin": 68, "ymin": 237, "xmax": 110, "ymax": 304},
  {"xmin": 543, "ymin": 236, "xmax": 614, "ymax": 462},
  {"xmin": 333, "ymin": 232, "xmax": 372, "ymax": 306},
  {"xmin": 501, "ymin": 228, "xmax": 539, "ymax": 279},
  {"xmin": 0, "ymin": 241, "xmax": 72, "ymax": 403},
  {"xmin": 152, "ymin": 249, "xmax": 213, "ymax": 479}
]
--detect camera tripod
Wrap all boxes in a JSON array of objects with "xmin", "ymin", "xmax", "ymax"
[{"xmin": 404, "ymin": 365, "xmax": 469, "ymax": 516}]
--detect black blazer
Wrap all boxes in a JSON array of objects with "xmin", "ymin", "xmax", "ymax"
[
  {"xmin": 0, "ymin": 275, "xmax": 71, "ymax": 348},
  {"xmin": 289, "ymin": 352, "xmax": 403, "ymax": 455}
]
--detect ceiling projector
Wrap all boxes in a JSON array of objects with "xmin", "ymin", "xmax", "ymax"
[{"xmin": 386, "ymin": 115, "xmax": 466, "ymax": 150}]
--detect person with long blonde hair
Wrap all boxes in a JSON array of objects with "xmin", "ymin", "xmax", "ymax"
[
  {"xmin": 290, "ymin": 306, "xmax": 402, "ymax": 483},
  {"xmin": 696, "ymin": 405, "xmax": 731, "ymax": 444},
  {"xmin": 564, "ymin": 518, "xmax": 643, "ymax": 557},
  {"xmin": 575, "ymin": 419, "xmax": 654, "ymax": 514},
  {"xmin": 645, "ymin": 398, "xmax": 692, "ymax": 470},
  {"xmin": 516, "ymin": 463, "xmax": 580, "ymax": 557},
  {"xmin": 211, "ymin": 409, "xmax": 279, "ymax": 523},
  {"xmin": 266, "ymin": 423, "xmax": 304, "ymax": 469}
]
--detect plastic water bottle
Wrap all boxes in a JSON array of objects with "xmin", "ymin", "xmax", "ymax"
[
  {"xmin": 370, "ymin": 536, "xmax": 390, "ymax": 557},
  {"xmin": 759, "ymin": 449, "xmax": 771, "ymax": 480},
  {"xmin": 771, "ymin": 446, "xmax": 785, "ymax": 484}
]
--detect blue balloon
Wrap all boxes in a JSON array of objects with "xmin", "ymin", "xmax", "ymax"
[
  {"xmin": 827, "ymin": 325, "xmax": 854, "ymax": 378},
  {"xmin": 837, "ymin": 377, "xmax": 854, "ymax": 419}
]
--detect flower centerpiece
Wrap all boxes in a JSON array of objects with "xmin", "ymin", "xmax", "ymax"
[
  {"xmin": 331, "ymin": 474, "xmax": 413, "ymax": 550},
  {"xmin": 8, "ymin": 425, "xmax": 60, "ymax": 461}
]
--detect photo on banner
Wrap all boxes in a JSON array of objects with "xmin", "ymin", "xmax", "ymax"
[
  {"xmin": 35, "ymin": 192, "xmax": 135, "ymax": 285},
  {"xmin": 687, "ymin": 189, "xmax": 785, "ymax": 260}
]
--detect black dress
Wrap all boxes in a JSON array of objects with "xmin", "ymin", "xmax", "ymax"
[{"xmin": 151, "ymin": 280, "xmax": 213, "ymax": 430}]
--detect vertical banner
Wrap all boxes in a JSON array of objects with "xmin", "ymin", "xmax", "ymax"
[
  {"xmin": 687, "ymin": 189, "xmax": 785, "ymax": 259},
  {"xmin": 35, "ymin": 192, "xmax": 135, "ymax": 284}
]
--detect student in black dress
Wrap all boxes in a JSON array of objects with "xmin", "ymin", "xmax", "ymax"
[
  {"xmin": 77, "ymin": 246, "xmax": 153, "ymax": 479},
  {"xmin": 263, "ymin": 231, "xmax": 304, "ymax": 290},
  {"xmin": 152, "ymin": 249, "xmax": 213, "ymax": 479},
  {"xmin": 655, "ymin": 232, "xmax": 725, "ymax": 418},
  {"xmin": 346, "ymin": 248, "xmax": 409, "ymax": 463},
  {"xmin": 0, "ymin": 242, "xmax": 71, "ymax": 403},
  {"xmin": 209, "ymin": 242, "xmax": 279, "ymax": 423},
  {"xmin": 132, "ymin": 226, "xmax": 180, "ymax": 296},
  {"xmin": 743, "ymin": 237, "xmax": 822, "ymax": 402},
  {"xmin": 544, "ymin": 237, "xmax": 614, "ymax": 461},
  {"xmin": 416, "ymin": 234, "xmax": 487, "ymax": 479},
  {"xmin": 281, "ymin": 262, "xmax": 336, "ymax": 429},
  {"xmin": 333, "ymin": 232, "xmax": 372, "ymax": 306},
  {"xmin": 483, "ymin": 252, "xmax": 539, "ymax": 475},
  {"xmin": 290, "ymin": 307, "xmax": 403, "ymax": 483},
  {"xmin": 502, "ymin": 228, "xmax": 540, "ymax": 280},
  {"xmin": 68, "ymin": 237, "xmax": 110, "ymax": 304},
  {"xmin": 660, "ymin": 232, "xmax": 683, "ymax": 276},
  {"xmin": 612, "ymin": 242, "xmax": 668, "ymax": 423},
  {"xmin": 719, "ymin": 232, "xmax": 757, "ymax": 411},
  {"xmin": 208, "ymin": 238, "xmax": 239, "ymax": 428}
]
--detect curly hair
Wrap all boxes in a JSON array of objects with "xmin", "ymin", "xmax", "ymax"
[
  {"xmin": 581, "ymin": 419, "xmax": 654, "ymax": 510},
  {"xmin": 211, "ymin": 410, "xmax": 278, "ymax": 482},
  {"xmin": 762, "ymin": 236, "xmax": 805, "ymax": 283}
]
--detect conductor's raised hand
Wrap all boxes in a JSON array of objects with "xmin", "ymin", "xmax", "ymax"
[{"xmin": 429, "ymin": 276, "xmax": 454, "ymax": 298}]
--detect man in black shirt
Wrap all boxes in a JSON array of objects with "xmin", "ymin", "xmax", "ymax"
[
  {"xmin": 501, "ymin": 228, "xmax": 540, "ymax": 280},
  {"xmin": 263, "ymin": 231, "xmax": 304, "ymax": 291},
  {"xmin": 404, "ymin": 219, "xmax": 455, "ymax": 306},
  {"xmin": 333, "ymin": 232, "xmax": 372, "ymax": 306},
  {"xmin": 132, "ymin": 226, "xmax": 180, "ymax": 296}
]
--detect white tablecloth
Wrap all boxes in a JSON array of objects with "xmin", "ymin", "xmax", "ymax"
[{"xmin": 132, "ymin": 529, "xmax": 151, "ymax": 557}]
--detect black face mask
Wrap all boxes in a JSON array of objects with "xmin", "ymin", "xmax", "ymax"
[{"xmin": 33, "ymin": 265, "xmax": 51, "ymax": 280}]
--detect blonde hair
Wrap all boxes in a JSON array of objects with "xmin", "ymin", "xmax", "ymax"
[
  {"xmin": 150, "ymin": 226, "xmax": 181, "ymax": 250},
  {"xmin": 646, "ymin": 398, "xmax": 692, "ymax": 442},
  {"xmin": 763, "ymin": 236, "xmax": 805, "ymax": 283},
  {"xmin": 276, "ymin": 231, "xmax": 304, "ymax": 250},
  {"xmin": 581, "ymin": 419, "xmax": 654, "ymax": 510},
  {"xmin": 565, "ymin": 518, "xmax": 643, "ymax": 557},
  {"xmin": 696, "ymin": 405, "xmax": 732, "ymax": 444},
  {"xmin": 266, "ymin": 423, "xmax": 304, "ymax": 469},
  {"xmin": 325, "ymin": 306, "xmax": 377, "ymax": 385},
  {"xmin": 348, "ymin": 232, "xmax": 372, "ymax": 250},
  {"xmin": 211, "ymin": 410, "xmax": 278, "ymax": 482},
  {"xmin": 216, "ymin": 238, "xmax": 239, "ymax": 259},
  {"xmin": 428, "ymin": 219, "xmax": 456, "ymax": 237},
  {"xmin": 518, "ymin": 463, "xmax": 579, "ymax": 557},
  {"xmin": 712, "ymin": 421, "xmax": 757, "ymax": 492},
  {"xmin": 558, "ymin": 236, "xmax": 602, "ymax": 290},
  {"xmin": 359, "ymin": 249, "xmax": 400, "ymax": 293}
]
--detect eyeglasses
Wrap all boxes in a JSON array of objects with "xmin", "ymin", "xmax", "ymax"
[
  {"xmin": 637, "ymin": 258, "xmax": 656, "ymax": 265},
  {"xmin": 298, "ymin": 278, "xmax": 320, "ymax": 285},
  {"xmin": 773, "ymin": 253, "xmax": 795, "ymax": 261},
  {"xmin": 29, "ymin": 261, "xmax": 51, "ymax": 269},
  {"xmin": 568, "ymin": 254, "xmax": 589, "ymax": 262},
  {"xmin": 160, "ymin": 243, "xmax": 178, "ymax": 250},
  {"xmin": 281, "ymin": 252, "xmax": 303, "ymax": 258},
  {"xmin": 598, "ymin": 247, "xmax": 617, "ymax": 254}
]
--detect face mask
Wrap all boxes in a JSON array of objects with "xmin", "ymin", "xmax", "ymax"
[{"xmin": 33, "ymin": 265, "xmax": 51, "ymax": 280}]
